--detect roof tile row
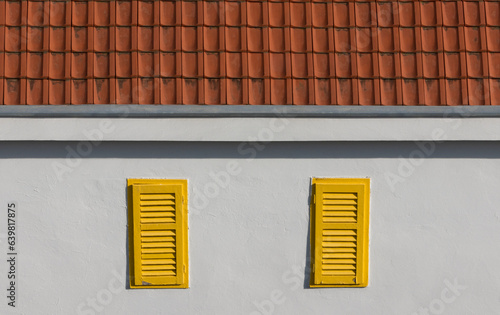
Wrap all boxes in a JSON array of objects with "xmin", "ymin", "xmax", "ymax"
[{"xmin": 0, "ymin": 0, "xmax": 499, "ymax": 105}]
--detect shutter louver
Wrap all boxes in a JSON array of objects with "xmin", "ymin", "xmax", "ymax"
[
  {"xmin": 129, "ymin": 179, "xmax": 188, "ymax": 289},
  {"xmin": 311, "ymin": 179, "xmax": 369, "ymax": 287}
]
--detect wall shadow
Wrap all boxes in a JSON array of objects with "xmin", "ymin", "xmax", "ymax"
[
  {"xmin": 304, "ymin": 180, "xmax": 312, "ymax": 289},
  {"xmin": 1, "ymin": 141, "xmax": 500, "ymax": 159}
]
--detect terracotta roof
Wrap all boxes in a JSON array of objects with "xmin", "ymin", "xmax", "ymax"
[{"xmin": 0, "ymin": 0, "xmax": 499, "ymax": 105}]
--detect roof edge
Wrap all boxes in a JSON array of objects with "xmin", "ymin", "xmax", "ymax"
[{"xmin": 0, "ymin": 105, "xmax": 498, "ymax": 118}]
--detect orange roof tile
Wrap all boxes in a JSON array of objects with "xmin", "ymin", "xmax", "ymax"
[{"xmin": 0, "ymin": 0, "xmax": 498, "ymax": 105}]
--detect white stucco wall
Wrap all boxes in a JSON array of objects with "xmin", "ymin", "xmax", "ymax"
[{"xmin": 0, "ymin": 118, "xmax": 500, "ymax": 314}]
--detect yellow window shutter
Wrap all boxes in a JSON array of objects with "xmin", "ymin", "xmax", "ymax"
[
  {"xmin": 128, "ymin": 179, "xmax": 188, "ymax": 289},
  {"xmin": 310, "ymin": 178, "xmax": 369, "ymax": 287}
]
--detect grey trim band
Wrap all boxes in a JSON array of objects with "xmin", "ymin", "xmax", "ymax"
[{"xmin": 0, "ymin": 105, "xmax": 497, "ymax": 118}]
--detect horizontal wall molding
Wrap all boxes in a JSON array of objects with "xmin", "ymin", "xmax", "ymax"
[
  {"xmin": 1, "ymin": 115, "xmax": 500, "ymax": 142},
  {"xmin": 1, "ymin": 105, "xmax": 500, "ymax": 118}
]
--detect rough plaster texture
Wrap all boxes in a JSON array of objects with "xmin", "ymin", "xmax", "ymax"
[{"xmin": 0, "ymin": 141, "xmax": 499, "ymax": 315}]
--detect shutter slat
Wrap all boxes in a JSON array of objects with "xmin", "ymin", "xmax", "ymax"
[
  {"xmin": 140, "ymin": 200, "xmax": 175, "ymax": 206},
  {"xmin": 142, "ymin": 270, "xmax": 176, "ymax": 276},
  {"xmin": 139, "ymin": 206, "xmax": 176, "ymax": 212},
  {"xmin": 323, "ymin": 270, "xmax": 356, "ymax": 276},
  {"xmin": 324, "ymin": 230, "xmax": 357, "ymax": 236},
  {"xmin": 324, "ymin": 205, "xmax": 357, "ymax": 211},
  {"xmin": 140, "ymin": 223, "xmax": 176, "ymax": 230},
  {"xmin": 141, "ymin": 253, "xmax": 176, "ymax": 259},
  {"xmin": 323, "ymin": 203, "xmax": 358, "ymax": 209},
  {"xmin": 141, "ymin": 236, "xmax": 175, "ymax": 242},
  {"xmin": 141, "ymin": 242, "xmax": 176, "ymax": 248},
  {"xmin": 323, "ymin": 264, "xmax": 356, "ymax": 270},
  {"xmin": 141, "ymin": 231, "xmax": 176, "ymax": 237},
  {"xmin": 142, "ymin": 265, "xmax": 176, "ymax": 271},
  {"xmin": 142, "ymin": 259, "xmax": 176, "ymax": 265},
  {"xmin": 140, "ymin": 193, "xmax": 175, "ymax": 200},
  {"xmin": 323, "ymin": 199, "xmax": 357, "ymax": 205},
  {"xmin": 323, "ymin": 242, "xmax": 357, "ymax": 247},
  {"xmin": 323, "ymin": 193, "xmax": 357, "ymax": 199},
  {"xmin": 324, "ymin": 217, "xmax": 357, "ymax": 223},
  {"xmin": 324, "ymin": 253, "xmax": 356, "ymax": 258},
  {"xmin": 141, "ymin": 248, "xmax": 175, "ymax": 254},
  {"xmin": 141, "ymin": 212, "xmax": 176, "ymax": 218},
  {"xmin": 322, "ymin": 259, "xmax": 356, "ymax": 264},
  {"xmin": 141, "ymin": 218, "xmax": 176, "ymax": 224},
  {"xmin": 323, "ymin": 236, "xmax": 356, "ymax": 242},
  {"xmin": 323, "ymin": 248, "xmax": 356, "ymax": 253},
  {"xmin": 323, "ymin": 211, "xmax": 357, "ymax": 217}
]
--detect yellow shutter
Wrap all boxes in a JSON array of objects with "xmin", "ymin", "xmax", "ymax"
[
  {"xmin": 128, "ymin": 179, "xmax": 188, "ymax": 289},
  {"xmin": 310, "ymin": 178, "xmax": 369, "ymax": 287}
]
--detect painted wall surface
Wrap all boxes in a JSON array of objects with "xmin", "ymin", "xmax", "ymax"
[
  {"xmin": 0, "ymin": 141, "xmax": 499, "ymax": 315},
  {"xmin": 2, "ymin": 117, "xmax": 500, "ymax": 141}
]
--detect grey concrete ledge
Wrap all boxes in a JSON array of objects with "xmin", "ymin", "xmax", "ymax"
[
  {"xmin": 1, "ymin": 116, "xmax": 500, "ymax": 141},
  {"xmin": 0, "ymin": 105, "xmax": 499, "ymax": 118}
]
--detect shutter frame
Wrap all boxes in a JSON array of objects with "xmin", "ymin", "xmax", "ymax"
[
  {"xmin": 310, "ymin": 178, "xmax": 369, "ymax": 287},
  {"xmin": 128, "ymin": 179, "xmax": 189, "ymax": 289}
]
